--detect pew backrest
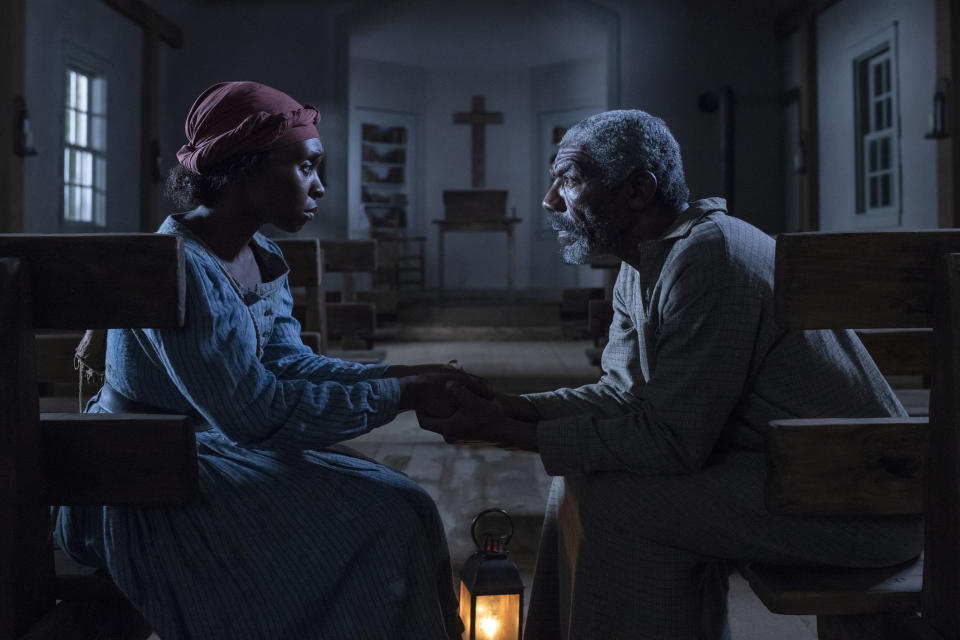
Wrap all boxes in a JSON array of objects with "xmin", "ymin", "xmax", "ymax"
[
  {"xmin": 0, "ymin": 234, "xmax": 198, "ymax": 639},
  {"xmin": 764, "ymin": 230, "xmax": 960, "ymax": 638}
]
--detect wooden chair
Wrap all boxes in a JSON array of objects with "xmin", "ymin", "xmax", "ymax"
[
  {"xmin": 0, "ymin": 234, "xmax": 199, "ymax": 639},
  {"xmin": 273, "ymin": 238, "xmax": 385, "ymax": 364},
  {"xmin": 740, "ymin": 231, "xmax": 960, "ymax": 640},
  {"xmin": 560, "ymin": 287, "xmax": 605, "ymax": 340},
  {"xmin": 270, "ymin": 237, "xmax": 327, "ymax": 355}
]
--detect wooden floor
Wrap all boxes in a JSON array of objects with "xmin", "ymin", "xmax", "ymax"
[{"xmin": 347, "ymin": 339, "xmax": 818, "ymax": 639}]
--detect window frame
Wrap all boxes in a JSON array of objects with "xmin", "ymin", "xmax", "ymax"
[
  {"xmin": 851, "ymin": 23, "xmax": 901, "ymax": 228},
  {"xmin": 61, "ymin": 44, "xmax": 109, "ymax": 230}
]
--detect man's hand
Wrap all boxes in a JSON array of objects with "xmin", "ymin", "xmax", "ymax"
[
  {"xmin": 396, "ymin": 370, "xmax": 491, "ymax": 417},
  {"xmin": 417, "ymin": 384, "xmax": 539, "ymax": 451}
]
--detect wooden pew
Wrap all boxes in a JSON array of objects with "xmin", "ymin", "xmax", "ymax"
[
  {"xmin": 855, "ymin": 328, "xmax": 933, "ymax": 417},
  {"xmin": 0, "ymin": 234, "xmax": 199, "ymax": 640},
  {"xmin": 740, "ymin": 230, "xmax": 960, "ymax": 640},
  {"xmin": 273, "ymin": 238, "xmax": 385, "ymax": 364},
  {"xmin": 560, "ymin": 287, "xmax": 605, "ymax": 339},
  {"xmin": 269, "ymin": 237, "xmax": 327, "ymax": 355}
]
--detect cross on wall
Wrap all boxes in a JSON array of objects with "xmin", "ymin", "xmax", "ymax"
[{"xmin": 453, "ymin": 95, "xmax": 503, "ymax": 188}]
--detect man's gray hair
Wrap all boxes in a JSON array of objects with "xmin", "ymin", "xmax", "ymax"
[{"xmin": 561, "ymin": 110, "xmax": 690, "ymax": 210}]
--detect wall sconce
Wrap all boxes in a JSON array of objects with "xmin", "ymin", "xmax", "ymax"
[
  {"xmin": 458, "ymin": 509, "xmax": 524, "ymax": 640},
  {"xmin": 14, "ymin": 96, "xmax": 38, "ymax": 157},
  {"xmin": 925, "ymin": 78, "xmax": 950, "ymax": 140},
  {"xmin": 793, "ymin": 140, "xmax": 806, "ymax": 175}
]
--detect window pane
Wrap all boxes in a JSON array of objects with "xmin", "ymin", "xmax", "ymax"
[
  {"xmin": 874, "ymin": 101, "xmax": 883, "ymax": 131},
  {"xmin": 79, "ymin": 186, "xmax": 92, "ymax": 222},
  {"xmin": 881, "ymin": 173, "xmax": 891, "ymax": 206},
  {"xmin": 95, "ymin": 192, "xmax": 106, "ymax": 226},
  {"xmin": 870, "ymin": 176, "xmax": 878, "ymax": 208},
  {"xmin": 91, "ymin": 115, "xmax": 106, "ymax": 151},
  {"xmin": 63, "ymin": 185, "xmax": 71, "ymax": 220},
  {"xmin": 77, "ymin": 74, "xmax": 88, "ymax": 114},
  {"xmin": 68, "ymin": 186, "xmax": 79, "ymax": 221},
  {"xmin": 884, "ymin": 59, "xmax": 891, "ymax": 93},
  {"xmin": 95, "ymin": 156, "xmax": 107, "ymax": 191},
  {"xmin": 67, "ymin": 149, "xmax": 77, "ymax": 184},
  {"xmin": 873, "ymin": 63, "xmax": 883, "ymax": 96},
  {"xmin": 91, "ymin": 76, "xmax": 107, "ymax": 115},
  {"xmin": 77, "ymin": 110, "xmax": 88, "ymax": 147},
  {"xmin": 81, "ymin": 150, "xmax": 93, "ymax": 186},
  {"xmin": 63, "ymin": 148, "xmax": 71, "ymax": 185},
  {"xmin": 67, "ymin": 71, "xmax": 76, "ymax": 109},
  {"xmin": 65, "ymin": 108, "xmax": 74, "ymax": 144},
  {"xmin": 885, "ymin": 97, "xmax": 892, "ymax": 128},
  {"xmin": 869, "ymin": 140, "xmax": 878, "ymax": 172}
]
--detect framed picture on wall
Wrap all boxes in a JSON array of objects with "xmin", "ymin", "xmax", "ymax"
[{"xmin": 536, "ymin": 106, "xmax": 605, "ymax": 234}]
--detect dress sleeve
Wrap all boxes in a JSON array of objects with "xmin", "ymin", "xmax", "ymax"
[
  {"xmin": 523, "ymin": 267, "xmax": 642, "ymax": 420},
  {"xmin": 536, "ymin": 228, "xmax": 762, "ymax": 477},
  {"xmin": 260, "ymin": 277, "xmax": 390, "ymax": 383},
  {"xmin": 137, "ymin": 253, "xmax": 399, "ymax": 452}
]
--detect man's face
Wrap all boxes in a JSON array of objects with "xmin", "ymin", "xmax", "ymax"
[
  {"xmin": 247, "ymin": 137, "xmax": 325, "ymax": 233},
  {"xmin": 542, "ymin": 142, "xmax": 630, "ymax": 264}
]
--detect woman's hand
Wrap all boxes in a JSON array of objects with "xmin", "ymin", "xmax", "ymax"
[
  {"xmin": 396, "ymin": 370, "xmax": 491, "ymax": 417},
  {"xmin": 389, "ymin": 361, "xmax": 492, "ymax": 415},
  {"xmin": 417, "ymin": 384, "xmax": 539, "ymax": 451}
]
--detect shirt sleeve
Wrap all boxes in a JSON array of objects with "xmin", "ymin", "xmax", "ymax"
[
  {"xmin": 260, "ymin": 277, "xmax": 390, "ymax": 383},
  {"xmin": 535, "ymin": 227, "xmax": 763, "ymax": 477},
  {"xmin": 523, "ymin": 267, "xmax": 643, "ymax": 420},
  {"xmin": 136, "ymin": 252, "xmax": 399, "ymax": 452}
]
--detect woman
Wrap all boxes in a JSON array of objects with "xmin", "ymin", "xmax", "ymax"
[{"xmin": 55, "ymin": 81, "xmax": 470, "ymax": 639}]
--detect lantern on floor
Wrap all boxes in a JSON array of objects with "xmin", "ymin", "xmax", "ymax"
[{"xmin": 459, "ymin": 508, "xmax": 524, "ymax": 640}]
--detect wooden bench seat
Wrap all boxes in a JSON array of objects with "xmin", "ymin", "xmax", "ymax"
[
  {"xmin": 0, "ymin": 234, "xmax": 199, "ymax": 639},
  {"xmin": 740, "ymin": 230, "xmax": 960, "ymax": 640},
  {"xmin": 741, "ymin": 555, "xmax": 923, "ymax": 616}
]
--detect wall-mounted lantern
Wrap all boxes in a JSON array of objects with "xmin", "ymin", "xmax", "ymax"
[
  {"xmin": 14, "ymin": 96, "xmax": 38, "ymax": 157},
  {"xmin": 925, "ymin": 78, "xmax": 950, "ymax": 140},
  {"xmin": 458, "ymin": 508, "xmax": 524, "ymax": 640}
]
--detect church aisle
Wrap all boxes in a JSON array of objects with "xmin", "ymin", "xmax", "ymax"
[{"xmin": 346, "ymin": 340, "xmax": 817, "ymax": 639}]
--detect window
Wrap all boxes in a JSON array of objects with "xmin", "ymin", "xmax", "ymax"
[
  {"xmin": 63, "ymin": 66, "xmax": 107, "ymax": 226},
  {"xmin": 853, "ymin": 25, "xmax": 899, "ymax": 221}
]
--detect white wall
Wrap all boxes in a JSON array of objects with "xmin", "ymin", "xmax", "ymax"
[
  {"xmin": 348, "ymin": 58, "xmax": 425, "ymax": 241},
  {"xmin": 599, "ymin": 0, "xmax": 788, "ymax": 234},
  {"xmin": 816, "ymin": 0, "xmax": 937, "ymax": 231},
  {"xmin": 24, "ymin": 0, "xmax": 142, "ymax": 233},
  {"xmin": 152, "ymin": 0, "xmax": 346, "ymax": 239},
  {"xmin": 423, "ymin": 68, "xmax": 533, "ymax": 290},
  {"xmin": 530, "ymin": 59, "xmax": 608, "ymax": 291}
]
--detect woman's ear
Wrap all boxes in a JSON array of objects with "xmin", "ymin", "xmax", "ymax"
[{"xmin": 627, "ymin": 169, "xmax": 658, "ymax": 209}]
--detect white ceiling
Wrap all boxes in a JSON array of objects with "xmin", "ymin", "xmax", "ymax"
[{"xmin": 348, "ymin": 1, "xmax": 610, "ymax": 70}]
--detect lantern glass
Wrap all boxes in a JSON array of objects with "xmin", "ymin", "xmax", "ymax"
[
  {"xmin": 459, "ymin": 581, "xmax": 473, "ymax": 639},
  {"xmin": 459, "ymin": 582, "xmax": 521, "ymax": 640}
]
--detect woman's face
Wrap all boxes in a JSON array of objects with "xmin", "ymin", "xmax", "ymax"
[{"xmin": 246, "ymin": 137, "xmax": 325, "ymax": 232}]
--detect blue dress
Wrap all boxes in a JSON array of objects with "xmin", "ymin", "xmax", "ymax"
[{"xmin": 55, "ymin": 215, "xmax": 460, "ymax": 639}]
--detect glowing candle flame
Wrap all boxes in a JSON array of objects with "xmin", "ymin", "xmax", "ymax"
[{"xmin": 479, "ymin": 615, "xmax": 499, "ymax": 639}]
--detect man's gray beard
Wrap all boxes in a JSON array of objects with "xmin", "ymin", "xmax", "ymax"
[
  {"xmin": 560, "ymin": 236, "xmax": 593, "ymax": 264},
  {"xmin": 549, "ymin": 209, "xmax": 623, "ymax": 265}
]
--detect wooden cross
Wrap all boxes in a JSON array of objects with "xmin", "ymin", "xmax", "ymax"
[{"xmin": 453, "ymin": 95, "xmax": 503, "ymax": 188}]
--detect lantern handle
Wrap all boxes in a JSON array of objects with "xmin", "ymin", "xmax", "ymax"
[{"xmin": 471, "ymin": 508, "xmax": 514, "ymax": 549}]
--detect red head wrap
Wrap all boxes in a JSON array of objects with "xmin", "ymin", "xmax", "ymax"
[{"xmin": 176, "ymin": 81, "xmax": 320, "ymax": 175}]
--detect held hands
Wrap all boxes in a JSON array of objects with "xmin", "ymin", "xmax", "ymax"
[
  {"xmin": 417, "ymin": 386, "xmax": 540, "ymax": 451},
  {"xmin": 393, "ymin": 360, "xmax": 493, "ymax": 418}
]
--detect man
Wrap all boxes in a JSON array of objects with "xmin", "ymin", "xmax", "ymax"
[{"xmin": 418, "ymin": 110, "xmax": 921, "ymax": 639}]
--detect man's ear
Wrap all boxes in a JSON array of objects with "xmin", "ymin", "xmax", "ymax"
[{"xmin": 626, "ymin": 169, "xmax": 657, "ymax": 208}]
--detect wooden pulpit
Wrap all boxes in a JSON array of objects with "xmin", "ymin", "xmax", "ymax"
[{"xmin": 432, "ymin": 190, "xmax": 521, "ymax": 292}]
